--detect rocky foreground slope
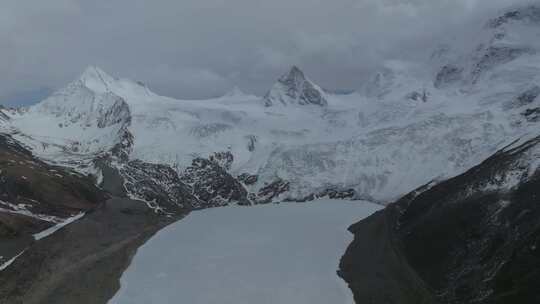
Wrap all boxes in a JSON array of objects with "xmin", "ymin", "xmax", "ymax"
[
  {"xmin": 0, "ymin": 133, "xmax": 177, "ymax": 304},
  {"xmin": 0, "ymin": 133, "xmax": 105, "ymax": 265},
  {"xmin": 340, "ymin": 134, "xmax": 540, "ymax": 304}
]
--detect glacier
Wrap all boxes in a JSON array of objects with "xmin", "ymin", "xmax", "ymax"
[{"xmin": 2, "ymin": 5, "xmax": 540, "ymax": 206}]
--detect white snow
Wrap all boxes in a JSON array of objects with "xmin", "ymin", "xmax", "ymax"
[
  {"xmin": 5, "ymin": 6, "xmax": 540, "ymax": 203},
  {"xmin": 6, "ymin": 62, "xmax": 533, "ymax": 203},
  {"xmin": 0, "ymin": 249, "xmax": 26, "ymax": 272},
  {"xmin": 33, "ymin": 212, "xmax": 86, "ymax": 241},
  {"xmin": 0, "ymin": 200, "xmax": 64, "ymax": 224},
  {"xmin": 109, "ymin": 199, "xmax": 382, "ymax": 304}
]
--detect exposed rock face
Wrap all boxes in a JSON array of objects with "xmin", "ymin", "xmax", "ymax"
[
  {"xmin": 264, "ymin": 66, "xmax": 328, "ymax": 107},
  {"xmin": 341, "ymin": 135, "xmax": 540, "ymax": 304},
  {"xmin": 208, "ymin": 151, "xmax": 234, "ymax": 171},
  {"xmin": 289, "ymin": 188, "xmax": 357, "ymax": 202},
  {"xmin": 255, "ymin": 179, "xmax": 290, "ymax": 204},
  {"xmin": 109, "ymin": 126, "xmax": 134, "ymax": 162},
  {"xmin": 119, "ymin": 160, "xmax": 201, "ymax": 214},
  {"xmin": 472, "ymin": 46, "xmax": 532, "ymax": 83},
  {"xmin": 434, "ymin": 64, "xmax": 463, "ymax": 89},
  {"xmin": 0, "ymin": 106, "xmax": 10, "ymax": 123},
  {"xmin": 522, "ymin": 107, "xmax": 540, "ymax": 122},
  {"xmin": 105, "ymin": 149, "xmax": 250, "ymax": 213},
  {"xmin": 238, "ymin": 173, "xmax": 258, "ymax": 186},
  {"xmin": 245, "ymin": 135, "xmax": 257, "ymax": 152},
  {"xmin": 181, "ymin": 157, "xmax": 250, "ymax": 207},
  {"xmin": 96, "ymin": 98, "xmax": 131, "ymax": 129}
]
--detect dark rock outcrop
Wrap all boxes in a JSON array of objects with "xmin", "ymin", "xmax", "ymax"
[
  {"xmin": 238, "ymin": 173, "xmax": 258, "ymax": 186},
  {"xmin": 287, "ymin": 188, "xmax": 357, "ymax": 203},
  {"xmin": 472, "ymin": 46, "xmax": 532, "ymax": 82},
  {"xmin": 255, "ymin": 179, "xmax": 290, "ymax": 204},
  {"xmin": 434, "ymin": 65, "xmax": 463, "ymax": 89},
  {"xmin": 208, "ymin": 151, "xmax": 234, "ymax": 171},
  {"xmin": 0, "ymin": 133, "xmax": 106, "ymax": 272},
  {"xmin": 340, "ymin": 135, "xmax": 540, "ymax": 304},
  {"xmin": 522, "ymin": 107, "xmax": 540, "ymax": 122},
  {"xmin": 245, "ymin": 135, "xmax": 257, "ymax": 152},
  {"xmin": 119, "ymin": 160, "xmax": 201, "ymax": 214},
  {"xmin": 181, "ymin": 157, "xmax": 250, "ymax": 207}
]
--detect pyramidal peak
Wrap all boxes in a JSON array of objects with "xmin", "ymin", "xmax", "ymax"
[
  {"xmin": 78, "ymin": 66, "xmax": 117, "ymax": 94},
  {"xmin": 73, "ymin": 65, "xmax": 156, "ymax": 101},
  {"xmin": 279, "ymin": 65, "xmax": 305, "ymax": 84},
  {"xmin": 264, "ymin": 66, "xmax": 328, "ymax": 107}
]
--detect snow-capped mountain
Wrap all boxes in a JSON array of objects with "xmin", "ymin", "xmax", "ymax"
[
  {"xmin": 264, "ymin": 66, "xmax": 328, "ymax": 107},
  {"xmin": 2, "ymin": 5, "xmax": 540, "ymax": 211},
  {"xmin": 433, "ymin": 4, "xmax": 540, "ymax": 89}
]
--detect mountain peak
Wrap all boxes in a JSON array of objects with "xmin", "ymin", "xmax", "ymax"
[
  {"xmin": 78, "ymin": 66, "xmax": 116, "ymax": 94},
  {"xmin": 223, "ymin": 86, "xmax": 246, "ymax": 97},
  {"xmin": 264, "ymin": 66, "xmax": 328, "ymax": 107},
  {"xmin": 280, "ymin": 65, "xmax": 305, "ymax": 82},
  {"xmin": 488, "ymin": 5, "xmax": 540, "ymax": 28}
]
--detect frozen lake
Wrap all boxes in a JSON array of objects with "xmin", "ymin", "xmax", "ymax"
[{"xmin": 109, "ymin": 200, "xmax": 382, "ymax": 304}]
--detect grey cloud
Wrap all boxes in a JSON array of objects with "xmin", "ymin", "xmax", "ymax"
[{"xmin": 0, "ymin": 0, "xmax": 533, "ymax": 105}]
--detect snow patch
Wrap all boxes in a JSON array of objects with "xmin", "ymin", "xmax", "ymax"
[
  {"xmin": 33, "ymin": 212, "xmax": 85, "ymax": 241},
  {"xmin": 0, "ymin": 249, "xmax": 26, "ymax": 272},
  {"xmin": 0, "ymin": 200, "xmax": 64, "ymax": 224}
]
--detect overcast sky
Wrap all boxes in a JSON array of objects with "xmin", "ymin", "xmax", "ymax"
[{"xmin": 0, "ymin": 0, "xmax": 529, "ymax": 106}]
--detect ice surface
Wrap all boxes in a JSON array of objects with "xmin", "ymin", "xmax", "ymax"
[{"xmin": 109, "ymin": 199, "xmax": 382, "ymax": 304}]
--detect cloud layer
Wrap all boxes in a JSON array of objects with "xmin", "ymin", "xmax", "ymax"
[{"xmin": 0, "ymin": 0, "xmax": 531, "ymax": 104}]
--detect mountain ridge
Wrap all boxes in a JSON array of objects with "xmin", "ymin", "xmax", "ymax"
[{"xmin": 2, "ymin": 4, "xmax": 540, "ymax": 211}]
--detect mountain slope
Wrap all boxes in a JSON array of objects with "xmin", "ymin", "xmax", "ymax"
[
  {"xmin": 3, "ymin": 5, "xmax": 540, "ymax": 212},
  {"xmin": 340, "ymin": 133, "xmax": 540, "ymax": 303},
  {"xmin": 0, "ymin": 132, "xmax": 178, "ymax": 304},
  {"xmin": 0, "ymin": 133, "xmax": 105, "ymax": 266}
]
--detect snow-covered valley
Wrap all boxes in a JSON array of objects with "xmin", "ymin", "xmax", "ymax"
[{"xmin": 109, "ymin": 199, "xmax": 382, "ymax": 304}]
